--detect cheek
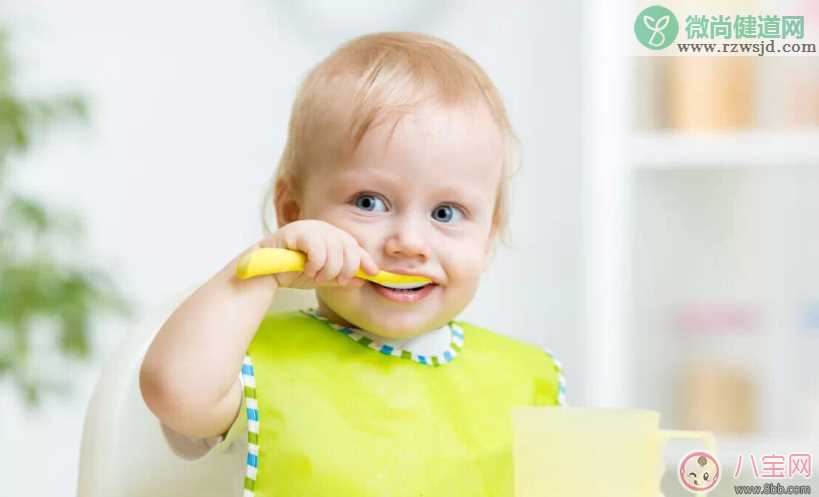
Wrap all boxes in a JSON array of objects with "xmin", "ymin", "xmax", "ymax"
[{"xmin": 440, "ymin": 245, "xmax": 486, "ymax": 285}]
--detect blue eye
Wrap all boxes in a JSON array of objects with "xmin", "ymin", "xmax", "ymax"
[
  {"xmin": 431, "ymin": 204, "xmax": 463, "ymax": 223},
  {"xmin": 354, "ymin": 193, "xmax": 387, "ymax": 212}
]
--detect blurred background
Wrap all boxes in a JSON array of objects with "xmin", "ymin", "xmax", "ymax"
[{"xmin": 0, "ymin": 0, "xmax": 817, "ymax": 495}]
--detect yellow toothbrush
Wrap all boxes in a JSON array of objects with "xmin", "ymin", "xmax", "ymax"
[{"xmin": 235, "ymin": 247, "xmax": 432, "ymax": 287}]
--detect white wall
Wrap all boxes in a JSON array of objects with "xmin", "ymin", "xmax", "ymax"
[{"xmin": 0, "ymin": 1, "xmax": 582, "ymax": 494}]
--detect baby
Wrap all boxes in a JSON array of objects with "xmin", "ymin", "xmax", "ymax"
[{"xmin": 140, "ymin": 31, "xmax": 565, "ymax": 497}]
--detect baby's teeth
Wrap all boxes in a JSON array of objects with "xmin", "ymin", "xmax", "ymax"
[{"xmin": 379, "ymin": 282, "xmax": 429, "ymax": 290}]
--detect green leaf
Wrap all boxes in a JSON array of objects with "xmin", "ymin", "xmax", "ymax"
[
  {"xmin": 5, "ymin": 194, "xmax": 50, "ymax": 233},
  {"xmin": 0, "ymin": 23, "xmax": 132, "ymax": 409}
]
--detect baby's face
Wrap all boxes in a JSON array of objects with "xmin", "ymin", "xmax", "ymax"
[{"xmin": 299, "ymin": 101, "xmax": 504, "ymax": 338}]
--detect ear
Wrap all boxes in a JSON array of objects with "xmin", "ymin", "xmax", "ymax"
[{"xmin": 274, "ymin": 177, "xmax": 302, "ymax": 227}]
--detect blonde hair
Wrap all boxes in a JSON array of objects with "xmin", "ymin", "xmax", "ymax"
[{"xmin": 261, "ymin": 31, "xmax": 520, "ymax": 245}]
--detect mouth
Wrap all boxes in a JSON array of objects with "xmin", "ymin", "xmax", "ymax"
[
  {"xmin": 374, "ymin": 280, "xmax": 432, "ymax": 290},
  {"xmin": 368, "ymin": 281, "xmax": 439, "ymax": 302}
]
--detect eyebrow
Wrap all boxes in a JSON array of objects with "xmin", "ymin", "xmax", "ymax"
[
  {"xmin": 337, "ymin": 168, "xmax": 489, "ymax": 207},
  {"xmin": 430, "ymin": 184, "xmax": 487, "ymax": 208},
  {"xmin": 337, "ymin": 168, "xmax": 397, "ymax": 187}
]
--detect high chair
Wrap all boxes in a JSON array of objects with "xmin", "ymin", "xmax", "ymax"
[{"xmin": 77, "ymin": 288, "xmax": 317, "ymax": 497}]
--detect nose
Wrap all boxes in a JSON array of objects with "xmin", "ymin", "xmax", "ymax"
[{"xmin": 384, "ymin": 214, "xmax": 431, "ymax": 262}]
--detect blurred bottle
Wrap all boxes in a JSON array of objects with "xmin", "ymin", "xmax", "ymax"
[
  {"xmin": 781, "ymin": 59, "xmax": 819, "ymax": 128},
  {"xmin": 759, "ymin": 57, "xmax": 819, "ymax": 128},
  {"xmin": 678, "ymin": 363, "xmax": 757, "ymax": 434},
  {"xmin": 659, "ymin": 1, "xmax": 760, "ymax": 128},
  {"xmin": 664, "ymin": 57, "xmax": 758, "ymax": 130},
  {"xmin": 757, "ymin": 0, "xmax": 819, "ymax": 128},
  {"xmin": 799, "ymin": 302, "xmax": 819, "ymax": 436}
]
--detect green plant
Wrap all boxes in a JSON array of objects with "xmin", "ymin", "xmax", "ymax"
[{"xmin": 0, "ymin": 27, "xmax": 132, "ymax": 406}]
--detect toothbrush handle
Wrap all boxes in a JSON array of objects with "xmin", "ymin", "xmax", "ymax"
[
  {"xmin": 236, "ymin": 247, "xmax": 307, "ymax": 279},
  {"xmin": 235, "ymin": 247, "xmax": 431, "ymax": 286}
]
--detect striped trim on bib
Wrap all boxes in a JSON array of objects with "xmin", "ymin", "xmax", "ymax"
[
  {"xmin": 241, "ymin": 355, "xmax": 259, "ymax": 497},
  {"xmin": 543, "ymin": 347, "xmax": 567, "ymax": 406},
  {"xmin": 300, "ymin": 307, "xmax": 465, "ymax": 366}
]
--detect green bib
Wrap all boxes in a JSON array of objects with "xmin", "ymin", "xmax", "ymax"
[{"xmin": 239, "ymin": 309, "xmax": 562, "ymax": 497}]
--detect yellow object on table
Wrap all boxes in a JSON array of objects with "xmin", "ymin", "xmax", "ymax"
[{"xmin": 512, "ymin": 406, "xmax": 717, "ymax": 497}]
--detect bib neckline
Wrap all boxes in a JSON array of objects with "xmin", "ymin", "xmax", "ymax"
[{"xmin": 300, "ymin": 308, "xmax": 465, "ymax": 366}]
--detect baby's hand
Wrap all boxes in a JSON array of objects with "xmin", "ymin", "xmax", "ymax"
[{"xmin": 259, "ymin": 220, "xmax": 379, "ymax": 289}]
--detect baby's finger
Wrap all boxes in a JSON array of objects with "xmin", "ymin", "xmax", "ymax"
[
  {"xmin": 358, "ymin": 248, "xmax": 379, "ymax": 276},
  {"xmin": 261, "ymin": 232, "xmax": 286, "ymax": 249},
  {"xmin": 314, "ymin": 237, "xmax": 343, "ymax": 283},
  {"xmin": 336, "ymin": 241, "xmax": 361, "ymax": 286},
  {"xmin": 297, "ymin": 233, "xmax": 326, "ymax": 278}
]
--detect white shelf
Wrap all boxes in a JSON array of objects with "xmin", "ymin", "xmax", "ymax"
[
  {"xmin": 586, "ymin": 0, "xmax": 819, "ymax": 436},
  {"xmin": 629, "ymin": 129, "xmax": 819, "ymax": 169}
]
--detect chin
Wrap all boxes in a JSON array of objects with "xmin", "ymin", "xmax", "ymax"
[
  {"xmin": 365, "ymin": 312, "xmax": 433, "ymax": 338},
  {"xmin": 323, "ymin": 303, "xmax": 417, "ymax": 336},
  {"xmin": 318, "ymin": 287, "xmax": 460, "ymax": 336}
]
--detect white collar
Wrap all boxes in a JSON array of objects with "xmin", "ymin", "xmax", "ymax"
[{"xmin": 304, "ymin": 308, "xmax": 458, "ymax": 358}]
